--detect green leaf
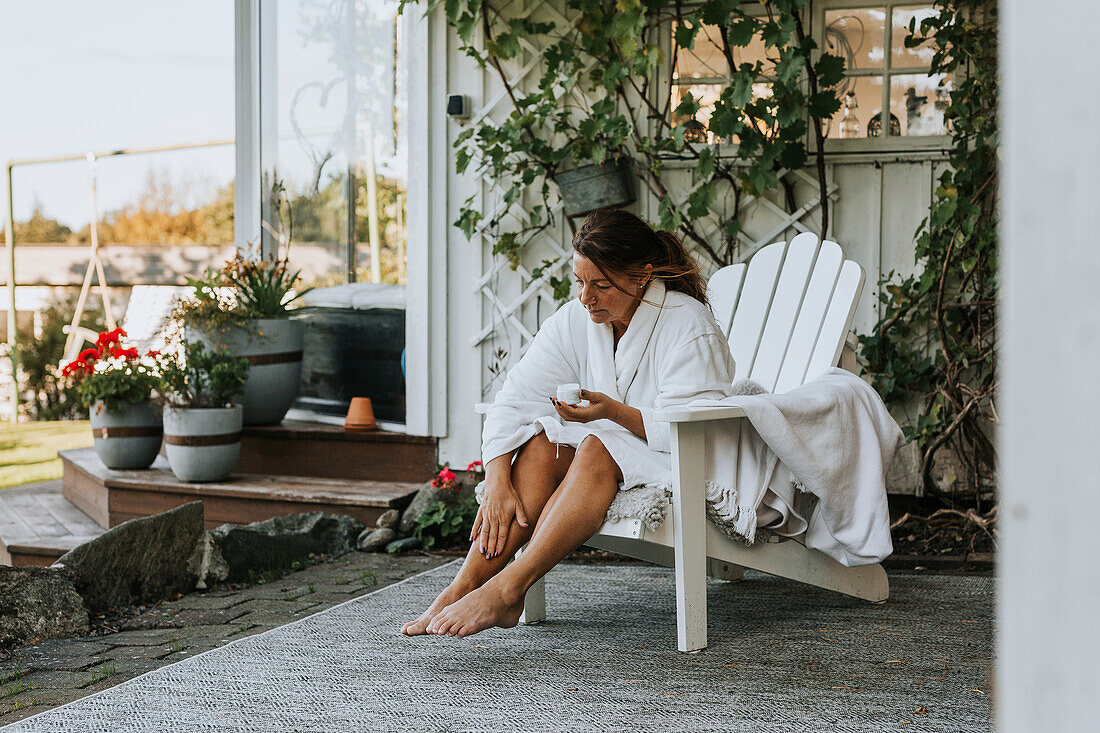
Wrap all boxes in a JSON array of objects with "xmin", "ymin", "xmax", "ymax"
[
  {"xmin": 813, "ymin": 54, "xmax": 846, "ymax": 88},
  {"xmin": 673, "ymin": 91, "xmax": 700, "ymax": 119},
  {"xmin": 700, "ymin": 0, "xmax": 738, "ymax": 27},
  {"xmin": 674, "ymin": 21, "xmax": 699, "ymax": 50},
  {"xmin": 727, "ymin": 16, "xmax": 758, "ymax": 47},
  {"xmin": 698, "ymin": 146, "xmax": 715, "ymax": 179},
  {"xmin": 455, "ymin": 207, "xmax": 482, "ymax": 240}
]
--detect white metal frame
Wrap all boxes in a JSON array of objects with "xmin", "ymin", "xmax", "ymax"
[
  {"xmin": 234, "ymin": 0, "xmax": 263, "ymax": 257},
  {"xmin": 518, "ymin": 232, "xmax": 889, "ymax": 651}
]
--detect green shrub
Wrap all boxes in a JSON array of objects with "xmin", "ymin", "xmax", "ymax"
[
  {"xmin": 157, "ymin": 340, "xmax": 249, "ymax": 408},
  {"xmin": 17, "ymin": 292, "xmax": 104, "ymax": 420}
]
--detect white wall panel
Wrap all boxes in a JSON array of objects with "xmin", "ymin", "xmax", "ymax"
[{"xmin": 1000, "ymin": 0, "xmax": 1100, "ymax": 728}]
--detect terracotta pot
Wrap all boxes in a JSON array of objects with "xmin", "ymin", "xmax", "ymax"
[{"xmin": 345, "ymin": 397, "xmax": 377, "ymax": 432}]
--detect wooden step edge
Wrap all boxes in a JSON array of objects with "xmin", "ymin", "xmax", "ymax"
[
  {"xmin": 243, "ymin": 421, "xmax": 438, "ymax": 445},
  {"xmin": 106, "ymin": 481, "xmax": 420, "ymax": 509},
  {"xmin": 3, "ymin": 542, "xmax": 69, "ymax": 558}
]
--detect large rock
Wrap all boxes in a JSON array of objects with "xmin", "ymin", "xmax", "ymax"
[
  {"xmin": 0, "ymin": 567, "xmax": 89, "ymax": 650},
  {"xmin": 211, "ymin": 511, "xmax": 364, "ymax": 582},
  {"xmin": 399, "ymin": 472, "xmax": 479, "ymax": 535},
  {"xmin": 55, "ymin": 501, "xmax": 205, "ymax": 612},
  {"xmin": 399, "ymin": 484, "xmax": 450, "ymax": 535}
]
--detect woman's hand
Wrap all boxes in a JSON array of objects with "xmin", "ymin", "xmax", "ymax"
[
  {"xmin": 469, "ymin": 471, "xmax": 530, "ymax": 559},
  {"xmin": 551, "ymin": 389, "xmax": 648, "ymax": 441},
  {"xmin": 550, "ymin": 389, "xmax": 620, "ymax": 423}
]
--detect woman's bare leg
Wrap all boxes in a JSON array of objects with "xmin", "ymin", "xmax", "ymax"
[
  {"xmin": 401, "ymin": 433, "xmax": 574, "ymax": 635},
  {"xmin": 426, "ymin": 436, "xmax": 621, "ymax": 637}
]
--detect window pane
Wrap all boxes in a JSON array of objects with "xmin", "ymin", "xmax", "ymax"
[
  {"xmin": 824, "ymin": 7, "xmax": 886, "ymax": 71},
  {"xmin": 671, "ymin": 82, "xmax": 724, "ymax": 143},
  {"xmin": 826, "ymin": 76, "xmax": 884, "ymax": 139},
  {"xmin": 892, "ymin": 5, "xmax": 939, "ymax": 68},
  {"xmin": 890, "ymin": 73, "xmax": 950, "ymax": 136},
  {"xmin": 674, "ymin": 22, "xmax": 770, "ymax": 82},
  {"xmin": 261, "ymin": 0, "xmax": 405, "ymax": 286}
]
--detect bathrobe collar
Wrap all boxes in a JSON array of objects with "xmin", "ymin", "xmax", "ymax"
[{"xmin": 587, "ymin": 278, "xmax": 667, "ymax": 401}]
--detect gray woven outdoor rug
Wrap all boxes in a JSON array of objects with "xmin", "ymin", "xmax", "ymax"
[{"xmin": 3, "ymin": 561, "xmax": 993, "ymax": 732}]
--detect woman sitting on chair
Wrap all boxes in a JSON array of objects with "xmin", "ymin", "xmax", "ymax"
[{"xmin": 402, "ymin": 207, "xmax": 736, "ymax": 638}]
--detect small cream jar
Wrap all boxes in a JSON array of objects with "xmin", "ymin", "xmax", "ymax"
[{"xmin": 556, "ymin": 383, "xmax": 582, "ymax": 405}]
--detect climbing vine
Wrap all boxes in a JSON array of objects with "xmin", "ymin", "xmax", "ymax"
[
  {"xmin": 411, "ymin": 0, "xmax": 845, "ymax": 278},
  {"xmin": 858, "ymin": 0, "xmax": 998, "ymax": 506}
]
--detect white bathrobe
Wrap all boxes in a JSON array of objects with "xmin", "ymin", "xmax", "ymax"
[{"xmin": 481, "ymin": 279, "xmax": 736, "ymax": 489}]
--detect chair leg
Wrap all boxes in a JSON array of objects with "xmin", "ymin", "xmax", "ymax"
[
  {"xmin": 520, "ymin": 576, "xmax": 546, "ymax": 624},
  {"xmin": 516, "ymin": 544, "xmax": 546, "ymax": 624},
  {"xmin": 671, "ymin": 421, "xmax": 708, "ymax": 652}
]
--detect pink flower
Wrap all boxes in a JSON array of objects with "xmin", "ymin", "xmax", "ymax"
[
  {"xmin": 466, "ymin": 461, "xmax": 484, "ymax": 472},
  {"xmin": 438, "ymin": 468, "xmax": 457, "ymax": 484}
]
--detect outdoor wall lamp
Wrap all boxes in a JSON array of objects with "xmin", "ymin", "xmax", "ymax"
[{"xmin": 447, "ymin": 94, "xmax": 471, "ymax": 122}]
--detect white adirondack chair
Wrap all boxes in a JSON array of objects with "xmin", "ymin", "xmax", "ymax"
[
  {"xmin": 60, "ymin": 285, "xmax": 188, "ymax": 367},
  {"xmin": 516, "ymin": 231, "xmax": 889, "ymax": 652}
]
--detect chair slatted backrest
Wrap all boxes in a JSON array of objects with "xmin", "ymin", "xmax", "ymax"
[{"xmin": 706, "ymin": 232, "xmax": 865, "ymax": 393}]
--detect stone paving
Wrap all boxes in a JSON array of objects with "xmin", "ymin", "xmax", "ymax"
[{"xmin": 0, "ymin": 551, "xmax": 449, "ymax": 725}]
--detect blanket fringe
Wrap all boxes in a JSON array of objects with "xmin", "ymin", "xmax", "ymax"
[{"xmin": 705, "ymin": 480, "xmax": 757, "ymax": 546}]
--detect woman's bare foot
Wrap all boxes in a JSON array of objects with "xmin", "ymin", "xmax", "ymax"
[
  {"xmin": 424, "ymin": 579, "xmax": 525, "ymax": 638},
  {"xmin": 401, "ymin": 580, "xmax": 477, "ymax": 636}
]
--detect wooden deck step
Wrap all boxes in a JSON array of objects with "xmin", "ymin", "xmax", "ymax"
[
  {"xmin": 60, "ymin": 447, "xmax": 423, "ymax": 531},
  {"xmin": 0, "ymin": 480, "xmax": 105, "ymax": 567},
  {"xmin": 237, "ymin": 421, "xmax": 437, "ymax": 483}
]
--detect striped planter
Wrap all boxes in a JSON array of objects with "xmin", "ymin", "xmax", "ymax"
[
  {"xmin": 190, "ymin": 318, "xmax": 304, "ymax": 426},
  {"xmin": 89, "ymin": 400, "xmax": 163, "ymax": 470},
  {"xmin": 163, "ymin": 405, "xmax": 243, "ymax": 483}
]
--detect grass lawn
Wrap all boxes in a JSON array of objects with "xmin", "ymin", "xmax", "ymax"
[{"xmin": 0, "ymin": 421, "xmax": 93, "ymax": 489}]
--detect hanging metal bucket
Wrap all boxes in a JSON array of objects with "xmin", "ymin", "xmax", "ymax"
[{"xmin": 553, "ymin": 159, "xmax": 635, "ymax": 218}]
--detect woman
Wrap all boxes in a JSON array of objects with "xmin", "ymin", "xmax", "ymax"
[{"xmin": 401, "ymin": 207, "xmax": 736, "ymax": 638}]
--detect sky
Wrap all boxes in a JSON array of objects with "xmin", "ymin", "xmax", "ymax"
[{"xmin": 0, "ymin": 1, "xmax": 235, "ymax": 228}]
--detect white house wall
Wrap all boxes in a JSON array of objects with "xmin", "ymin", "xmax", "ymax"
[{"xmin": 418, "ymin": 3, "xmax": 947, "ymax": 467}]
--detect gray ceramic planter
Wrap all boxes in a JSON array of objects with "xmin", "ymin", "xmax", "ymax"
[
  {"xmin": 163, "ymin": 405, "xmax": 243, "ymax": 483},
  {"xmin": 89, "ymin": 400, "xmax": 163, "ymax": 470},
  {"xmin": 189, "ymin": 318, "xmax": 304, "ymax": 426}
]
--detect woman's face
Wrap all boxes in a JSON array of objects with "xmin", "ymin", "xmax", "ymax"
[{"xmin": 573, "ymin": 253, "xmax": 647, "ymax": 327}]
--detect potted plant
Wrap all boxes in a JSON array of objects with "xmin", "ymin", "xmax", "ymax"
[
  {"xmin": 157, "ymin": 340, "xmax": 250, "ymax": 482},
  {"xmin": 62, "ymin": 328, "xmax": 163, "ymax": 470},
  {"xmin": 175, "ymin": 251, "xmax": 312, "ymax": 426}
]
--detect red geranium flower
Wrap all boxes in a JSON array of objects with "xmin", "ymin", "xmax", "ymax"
[
  {"xmin": 430, "ymin": 466, "xmax": 458, "ymax": 490},
  {"xmin": 95, "ymin": 327, "xmax": 126, "ymax": 351},
  {"xmin": 465, "ymin": 460, "xmax": 483, "ymax": 472}
]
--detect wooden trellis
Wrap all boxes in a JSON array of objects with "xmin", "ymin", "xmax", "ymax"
[{"xmin": 466, "ymin": 0, "xmax": 839, "ymax": 396}]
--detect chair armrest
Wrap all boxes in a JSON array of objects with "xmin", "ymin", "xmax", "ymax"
[{"xmin": 652, "ymin": 405, "xmax": 747, "ymax": 423}]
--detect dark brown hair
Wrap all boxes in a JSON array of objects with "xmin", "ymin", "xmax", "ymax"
[{"xmin": 571, "ymin": 207, "xmax": 708, "ymax": 305}]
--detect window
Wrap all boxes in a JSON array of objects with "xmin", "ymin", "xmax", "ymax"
[
  {"xmin": 668, "ymin": 2, "xmax": 948, "ymax": 150},
  {"xmin": 258, "ymin": 0, "xmax": 407, "ymax": 286},
  {"xmin": 823, "ymin": 3, "xmax": 949, "ymax": 139},
  {"xmin": 671, "ymin": 21, "xmax": 773, "ymax": 145}
]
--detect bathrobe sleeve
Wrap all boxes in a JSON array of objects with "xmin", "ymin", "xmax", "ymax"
[
  {"xmin": 481, "ymin": 306, "xmax": 582, "ymax": 464},
  {"xmin": 638, "ymin": 332, "xmax": 736, "ymax": 454}
]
